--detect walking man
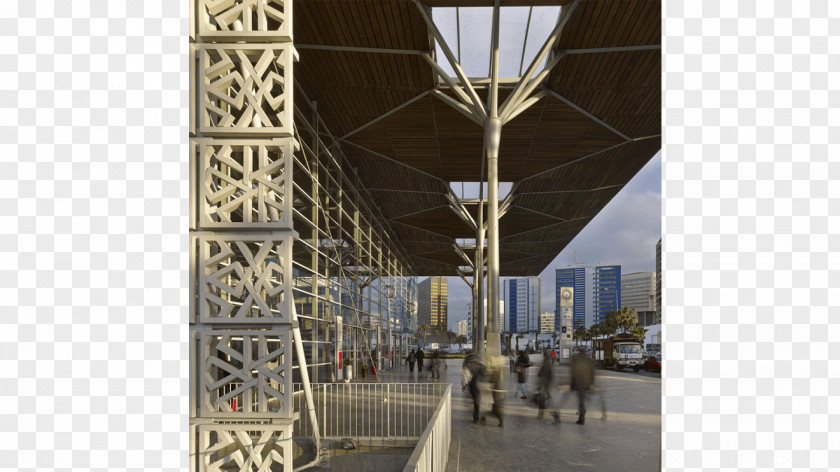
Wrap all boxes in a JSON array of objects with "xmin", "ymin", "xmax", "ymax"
[
  {"xmin": 407, "ymin": 348, "xmax": 416, "ymax": 373},
  {"xmin": 570, "ymin": 347, "xmax": 595, "ymax": 424},
  {"xmin": 416, "ymin": 348, "xmax": 425, "ymax": 378}
]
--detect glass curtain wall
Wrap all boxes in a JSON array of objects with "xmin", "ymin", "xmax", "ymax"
[{"xmin": 289, "ymin": 83, "xmax": 418, "ymax": 385}]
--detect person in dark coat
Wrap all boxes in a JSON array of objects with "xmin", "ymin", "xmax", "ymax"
[
  {"xmin": 407, "ymin": 349, "xmax": 416, "ymax": 372},
  {"xmin": 570, "ymin": 348, "xmax": 595, "ymax": 424},
  {"xmin": 536, "ymin": 350, "xmax": 559, "ymax": 422},
  {"xmin": 515, "ymin": 351, "xmax": 530, "ymax": 399},
  {"xmin": 416, "ymin": 348, "xmax": 425, "ymax": 378}
]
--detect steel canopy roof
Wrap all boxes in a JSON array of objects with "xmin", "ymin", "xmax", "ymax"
[{"xmin": 294, "ymin": 0, "xmax": 661, "ymax": 277}]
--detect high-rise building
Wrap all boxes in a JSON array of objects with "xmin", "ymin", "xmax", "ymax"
[
  {"xmin": 621, "ymin": 272, "xmax": 656, "ymax": 326},
  {"xmin": 539, "ymin": 312, "xmax": 555, "ymax": 334},
  {"xmin": 457, "ymin": 320, "xmax": 468, "ymax": 337},
  {"xmin": 557, "ymin": 265, "xmax": 622, "ymax": 328},
  {"xmin": 417, "ymin": 277, "xmax": 447, "ymax": 330},
  {"xmin": 466, "ymin": 299, "xmax": 505, "ymax": 341},
  {"xmin": 656, "ymin": 238, "xmax": 662, "ymax": 324},
  {"xmin": 594, "ymin": 265, "xmax": 621, "ymax": 325},
  {"xmin": 555, "ymin": 267, "xmax": 587, "ymax": 329},
  {"xmin": 502, "ymin": 277, "xmax": 540, "ymax": 333}
]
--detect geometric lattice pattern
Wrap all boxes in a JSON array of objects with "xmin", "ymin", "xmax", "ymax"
[
  {"xmin": 201, "ymin": 330, "xmax": 292, "ymax": 418},
  {"xmin": 199, "ymin": 44, "xmax": 295, "ymax": 137},
  {"xmin": 198, "ymin": 0, "xmax": 292, "ymax": 42},
  {"xmin": 198, "ymin": 422, "xmax": 293, "ymax": 472},
  {"xmin": 199, "ymin": 234, "xmax": 293, "ymax": 324},
  {"xmin": 200, "ymin": 139, "xmax": 295, "ymax": 229}
]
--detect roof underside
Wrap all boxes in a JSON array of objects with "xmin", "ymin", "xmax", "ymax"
[{"xmin": 295, "ymin": 0, "xmax": 661, "ymax": 277}]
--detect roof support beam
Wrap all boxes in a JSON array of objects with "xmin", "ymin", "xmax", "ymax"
[
  {"xmin": 488, "ymin": 0, "xmax": 501, "ymax": 119},
  {"xmin": 564, "ymin": 44, "xmax": 661, "ymax": 55},
  {"xmin": 499, "ymin": 0, "xmax": 580, "ymax": 119},
  {"xmin": 337, "ymin": 140, "xmax": 448, "ymax": 188},
  {"xmin": 518, "ymin": 134, "xmax": 660, "ymax": 183},
  {"xmin": 431, "ymin": 89, "xmax": 484, "ymax": 126},
  {"xmin": 544, "ymin": 88, "xmax": 632, "ymax": 141},
  {"xmin": 294, "ymin": 44, "xmax": 429, "ymax": 55},
  {"xmin": 452, "ymin": 243, "xmax": 474, "ymax": 269},
  {"xmin": 457, "ymin": 269, "xmax": 474, "ymax": 289},
  {"xmin": 413, "ymin": 0, "xmax": 488, "ymax": 121},
  {"xmin": 446, "ymin": 193, "xmax": 478, "ymax": 232},
  {"xmin": 341, "ymin": 89, "xmax": 433, "ymax": 140},
  {"xmin": 501, "ymin": 89, "xmax": 548, "ymax": 124}
]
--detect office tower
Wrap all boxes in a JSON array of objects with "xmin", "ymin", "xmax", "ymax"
[{"xmin": 417, "ymin": 276, "xmax": 447, "ymax": 330}]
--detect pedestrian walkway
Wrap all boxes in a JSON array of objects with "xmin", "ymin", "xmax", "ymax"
[{"xmin": 369, "ymin": 354, "xmax": 661, "ymax": 472}]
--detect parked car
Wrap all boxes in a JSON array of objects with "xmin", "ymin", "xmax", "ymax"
[{"xmin": 643, "ymin": 352, "xmax": 661, "ymax": 372}]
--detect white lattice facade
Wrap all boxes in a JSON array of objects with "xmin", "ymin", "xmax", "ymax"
[{"xmin": 191, "ymin": 2, "xmax": 297, "ymax": 471}]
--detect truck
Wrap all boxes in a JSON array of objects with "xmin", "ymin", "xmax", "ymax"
[{"xmin": 592, "ymin": 333, "xmax": 644, "ymax": 372}]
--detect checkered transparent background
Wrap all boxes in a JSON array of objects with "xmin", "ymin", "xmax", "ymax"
[
  {"xmin": 0, "ymin": 0, "xmax": 186, "ymax": 470},
  {"xmin": 0, "ymin": 0, "xmax": 838, "ymax": 470},
  {"xmin": 663, "ymin": 1, "xmax": 839, "ymax": 471}
]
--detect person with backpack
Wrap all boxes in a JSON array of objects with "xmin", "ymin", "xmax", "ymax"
[{"xmin": 407, "ymin": 349, "xmax": 416, "ymax": 373}]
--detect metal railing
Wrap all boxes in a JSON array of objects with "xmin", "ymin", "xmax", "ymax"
[
  {"xmin": 403, "ymin": 384, "xmax": 451, "ymax": 472},
  {"xmin": 292, "ymin": 383, "xmax": 448, "ymax": 446}
]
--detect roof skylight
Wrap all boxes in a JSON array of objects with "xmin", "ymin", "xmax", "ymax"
[{"xmin": 432, "ymin": 6, "xmax": 562, "ymax": 80}]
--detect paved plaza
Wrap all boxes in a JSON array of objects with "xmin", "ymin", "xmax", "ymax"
[{"xmin": 369, "ymin": 354, "xmax": 661, "ymax": 472}]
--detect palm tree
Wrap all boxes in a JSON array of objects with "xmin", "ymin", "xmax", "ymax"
[
  {"xmin": 614, "ymin": 306, "xmax": 638, "ymax": 333},
  {"xmin": 588, "ymin": 323, "xmax": 603, "ymax": 346},
  {"xmin": 603, "ymin": 311, "xmax": 619, "ymax": 335},
  {"xmin": 573, "ymin": 326, "xmax": 587, "ymax": 348},
  {"xmin": 419, "ymin": 324, "xmax": 431, "ymax": 348},
  {"xmin": 630, "ymin": 325, "xmax": 648, "ymax": 346}
]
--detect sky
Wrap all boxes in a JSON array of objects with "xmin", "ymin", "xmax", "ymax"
[{"xmin": 445, "ymin": 150, "xmax": 661, "ymax": 331}]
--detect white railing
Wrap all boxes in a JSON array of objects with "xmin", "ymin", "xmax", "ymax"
[
  {"xmin": 403, "ymin": 384, "xmax": 451, "ymax": 472},
  {"xmin": 292, "ymin": 383, "xmax": 448, "ymax": 445}
]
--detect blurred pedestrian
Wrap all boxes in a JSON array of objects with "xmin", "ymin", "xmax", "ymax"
[
  {"xmin": 515, "ymin": 351, "xmax": 530, "ymax": 399},
  {"xmin": 487, "ymin": 365, "xmax": 504, "ymax": 427},
  {"xmin": 430, "ymin": 351, "xmax": 441, "ymax": 380},
  {"xmin": 569, "ymin": 348, "xmax": 596, "ymax": 425},
  {"xmin": 407, "ymin": 349, "xmax": 416, "ymax": 373},
  {"xmin": 550, "ymin": 348, "xmax": 557, "ymax": 365},
  {"xmin": 536, "ymin": 350, "xmax": 559, "ymax": 422},
  {"xmin": 416, "ymin": 348, "xmax": 425, "ymax": 378},
  {"xmin": 462, "ymin": 354, "xmax": 486, "ymax": 424}
]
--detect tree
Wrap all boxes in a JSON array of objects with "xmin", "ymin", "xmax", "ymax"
[
  {"xmin": 614, "ymin": 306, "xmax": 638, "ymax": 333},
  {"xmin": 602, "ymin": 311, "xmax": 619, "ymax": 335},
  {"xmin": 419, "ymin": 324, "xmax": 431, "ymax": 347},
  {"xmin": 573, "ymin": 326, "xmax": 587, "ymax": 348},
  {"xmin": 504, "ymin": 332, "xmax": 513, "ymax": 353},
  {"xmin": 588, "ymin": 323, "xmax": 603, "ymax": 345},
  {"xmin": 454, "ymin": 334, "xmax": 467, "ymax": 351},
  {"xmin": 630, "ymin": 326, "xmax": 648, "ymax": 345}
]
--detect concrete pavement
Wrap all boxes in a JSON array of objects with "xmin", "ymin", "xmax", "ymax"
[{"xmin": 371, "ymin": 354, "xmax": 661, "ymax": 472}]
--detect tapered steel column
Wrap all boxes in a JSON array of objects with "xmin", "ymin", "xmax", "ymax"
[
  {"xmin": 475, "ymin": 214, "xmax": 485, "ymax": 360},
  {"xmin": 485, "ymin": 0, "xmax": 503, "ymax": 364},
  {"xmin": 484, "ymin": 118, "xmax": 502, "ymax": 362}
]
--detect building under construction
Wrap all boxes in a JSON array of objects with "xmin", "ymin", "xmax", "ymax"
[{"xmin": 188, "ymin": 0, "xmax": 660, "ymax": 470}]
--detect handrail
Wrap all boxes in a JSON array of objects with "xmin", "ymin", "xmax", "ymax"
[
  {"xmin": 403, "ymin": 384, "xmax": 452, "ymax": 472},
  {"xmin": 293, "ymin": 382, "xmax": 448, "ymax": 446}
]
